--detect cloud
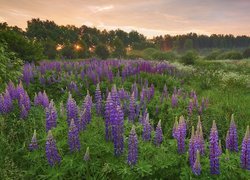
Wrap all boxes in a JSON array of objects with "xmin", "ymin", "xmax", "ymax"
[
  {"xmin": 88, "ymin": 5, "xmax": 114, "ymax": 13},
  {"xmin": 0, "ymin": 0, "xmax": 249, "ymax": 37}
]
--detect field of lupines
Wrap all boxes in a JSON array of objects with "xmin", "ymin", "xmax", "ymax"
[{"xmin": 0, "ymin": 59, "xmax": 250, "ymax": 179}]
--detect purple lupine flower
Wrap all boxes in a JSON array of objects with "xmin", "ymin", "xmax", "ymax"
[
  {"xmin": 240, "ymin": 126, "xmax": 250, "ymax": 170},
  {"xmin": 155, "ymin": 120, "xmax": 163, "ymax": 147},
  {"xmin": 209, "ymin": 120, "xmax": 220, "ymax": 175},
  {"xmin": 111, "ymin": 85, "xmax": 120, "ymax": 106},
  {"xmin": 0, "ymin": 94, "xmax": 6, "ymax": 114},
  {"xmin": 192, "ymin": 150, "xmax": 201, "ymax": 176},
  {"xmin": 82, "ymin": 91, "xmax": 92, "ymax": 124},
  {"xmin": 45, "ymin": 130, "xmax": 61, "ymax": 166},
  {"xmin": 227, "ymin": 114, "xmax": 238, "ymax": 152},
  {"xmin": 172, "ymin": 117, "xmax": 178, "ymax": 139},
  {"xmin": 196, "ymin": 116, "xmax": 205, "ymax": 156},
  {"xmin": 42, "ymin": 91, "xmax": 50, "ymax": 108},
  {"xmin": 142, "ymin": 113, "xmax": 152, "ymax": 141},
  {"xmin": 128, "ymin": 125, "xmax": 138, "ymax": 166},
  {"xmin": 7, "ymin": 81, "xmax": 17, "ymax": 99},
  {"xmin": 20, "ymin": 104, "xmax": 28, "ymax": 119},
  {"xmin": 105, "ymin": 93, "xmax": 114, "ymax": 141},
  {"xmin": 176, "ymin": 116, "xmax": 187, "ymax": 154},
  {"xmin": 189, "ymin": 126, "xmax": 197, "ymax": 166},
  {"xmin": 84, "ymin": 147, "xmax": 90, "ymax": 161},
  {"xmin": 129, "ymin": 92, "xmax": 136, "ymax": 123},
  {"xmin": 95, "ymin": 83, "xmax": 102, "ymax": 115},
  {"xmin": 45, "ymin": 100, "xmax": 57, "ymax": 132},
  {"xmin": 112, "ymin": 104, "xmax": 124, "ymax": 156},
  {"xmin": 188, "ymin": 100, "xmax": 193, "ymax": 116},
  {"xmin": 66, "ymin": 93, "xmax": 79, "ymax": 127},
  {"xmin": 149, "ymin": 84, "xmax": 155, "ymax": 99},
  {"xmin": 171, "ymin": 94, "xmax": 178, "ymax": 108},
  {"xmin": 4, "ymin": 90, "xmax": 13, "ymax": 113},
  {"xmin": 29, "ymin": 130, "xmax": 38, "ymax": 151},
  {"xmin": 68, "ymin": 119, "xmax": 81, "ymax": 152},
  {"xmin": 79, "ymin": 109, "xmax": 87, "ymax": 131}
]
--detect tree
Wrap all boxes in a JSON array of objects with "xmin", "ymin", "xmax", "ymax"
[
  {"xmin": 112, "ymin": 38, "xmax": 126, "ymax": 58},
  {"xmin": 95, "ymin": 44, "xmax": 109, "ymax": 60},
  {"xmin": 184, "ymin": 39, "xmax": 193, "ymax": 50},
  {"xmin": 0, "ymin": 42, "xmax": 23, "ymax": 84}
]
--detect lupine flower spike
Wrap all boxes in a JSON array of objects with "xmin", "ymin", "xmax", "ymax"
[
  {"xmin": 29, "ymin": 130, "xmax": 38, "ymax": 151},
  {"xmin": 45, "ymin": 130, "xmax": 61, "ymax": 166},
  {"xmin": 228, "ymin": 114, "xmax": 238, "ymax": 152},
  {"xmin": 68, "ymin": 119, "xmax": 81, "ymax": 152},
  {"xmin": 155, "ymin": 120, "xmax": 163, "ymax": 147},
  {"xmin": 240, "ymin": 126, "xmax": 250, "ymax": 170},
  {"xmin": 209, "ymin": 120, "xmax": 220, "ymax": 175},
  {"xmin": 128, "ymin": 125, "xmax": 138, "ymax": 166},
  {"xmin": 172, "ymin": 116, "xmax": 178, "ymax": 139},
  {"xmin": 192, "ymin": 150, "xmax": 201, "ymax": 176}
]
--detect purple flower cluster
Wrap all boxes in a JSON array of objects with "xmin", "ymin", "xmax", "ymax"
[
  {"xmin": 34, "ymin": 91, "xmax": 49, "ymax": 108},
  {"xmin": 29, "ymin": 130, "xmax": 38, "ymax": 151},
  {"xmin": 209, "ymin": 120, "xmax": 220, "ymax": 175},
  {"xmin": 241, "ymin": 126, "xmax": 250, "ymax": 170},
  {"xmin": 176, "ymin": 116, "xmax": 187, "ymax": 154},
  {"xmin": 111, "ymin": 104, "xmax": 124, "ymax": 156},
  {"xmin": 82, "ymin": 91, "xmax": 92, "ymax": 124},
  {"xmin": 105, "ymin": 93, "xmax": 114, "ymax": 141},
  {"xmin": 192, "ymin": 150, "xmax": 201, "ymax": 176},
  {"xmin": 171, "ymin": 94, "xmax": 178, "ymax": 108},
  {"xmin": 45, "ymin": 100, "xmax": 57, "ymax": 132},
  {"xmin": 128, "ymin": 126, "xmax": 138, "ymax": 166},
  {"xmin": 0, "ymin": 90, "xmax": 13, "ymax": 114},
  {"xmin": 68, "ymin": 119, "xmax": 81, "ymax": 152},
  {"xmin": 111, "ymin": 85, "xmax": 120, "ymax": 106},
  {"xmin": 66, "ymin": 93, "xmax": 79, "ymax": 127},
  {"xmin": 172, "ymin": 117, "xmax": 178, "ymax": 139},
  {"xmin": 142, "ymin": 113, "xmax": 152, "ymax": 141},
  {"xmin": 45, "ymin": 130, "xmax": 61, "ymax": 166},
  {"xmin": 155, "ymin": 120, "xmax": 163, "ymax": 147},
  {"xmin": 129, "ymin": 92, "xmax": 136, "ymax": 123},
  {"xmin": 95, "ymin": 83, "xmax": 102, "ymax": 115},
  {"xmin": 196, "ymin": 116, "xmax": 205, "ymax": 156},
  {"xmin": 227, "ymin": 114, "xmax": 238, "ymax": 152}
]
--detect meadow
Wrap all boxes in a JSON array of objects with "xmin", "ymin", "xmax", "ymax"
[{"xmin": 0, "ymin": 58, "xmax": 250, "ymax": 179}]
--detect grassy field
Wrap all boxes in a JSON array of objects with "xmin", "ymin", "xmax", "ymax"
[{"xmin": 0, "ymin": 59, "xmax": 250, "ymax": 179}]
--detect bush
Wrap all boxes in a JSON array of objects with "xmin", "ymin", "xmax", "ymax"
[
  {"xmin": 0, "ymin": 43, "xmax": 23, "ymax": 84},
  {"xmin": 243, "ymin": 48, "xmax": 250, "ymax": 58},
  {"xmin": 180, "ymin": 51, "xmax": 198, "ymax": 65},
  {"xmin": 95, "ymin": 44, "xmax": 110, "ymax": 60},
  {"xmin": 205, "ymin": 50, "xmax": 223, "ymax": 60},
  {"xmin": 151, "ymin": 51, "xmax": 176, "ymax": 61},
  {"xmin": 217, "ymin": 51, "xmax": 243, "ymax": 60}
]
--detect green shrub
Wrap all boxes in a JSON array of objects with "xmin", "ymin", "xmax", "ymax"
[
  {"xmin": 151, "ymin": 51, "xmax": 176, "ymax": 61},
  {"xmin": 217, "ymin": 51, "xmax": 243, "ymax": 60},
  {"xmin": 205, "ymin": 50, "xmax": 223, "ymax": 60},
  {"xmin": 95, "ymin": 44, "xmax": 110, "ymax": 60},
  {"xmin": 243, "ymin": 47, "xmax": 250, "ymax": 58},
  {"xmin": 180, "ymin": 51, "xmax": 198, "ymax": 65}
]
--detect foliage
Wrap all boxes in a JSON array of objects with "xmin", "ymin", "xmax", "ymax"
[
  {"xmin": 181, "ymin": 51, "xmax": 198, "ymax": 65},
  {"xmin": 217, "ymin": 51, "xmax": 243, "ymax": 60},
  {"xmin": 95, "ymin": 44, "xmax": 110, "ymax": 60},
  {"xmin": 243, "ymin": 47, "xmax": 250, "ymax": 58},
  {"xmin": 0, "ymin": 43, "xmax": 23, "ymax": 85}
]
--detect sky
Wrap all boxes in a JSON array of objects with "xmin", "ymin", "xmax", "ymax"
[{"xmin": 0, "ymin": 0, "xmax": 250, "ymax": 38}]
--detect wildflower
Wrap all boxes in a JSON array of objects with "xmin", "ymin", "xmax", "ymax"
[
  {"xmin": 192, "ymin": 150, "xmax": 201, "ymax": 176},
  {"xmin": 95, "ymin": 83, "xmax": 102, "ymax": 115},
  {"xmin": 66, "ymin": 93, "xmax": 79, "ymax": 127},
  {"xmin": 155, "ymin": 120, "xmax": 163, "ymax": 146},
  {"xmin": 172, "ymin": 117, "xmax": 178, "ymax": 139},
  {"xmin": 45, "ymin": 130, "xmax": 61, "ymax": 166},
  {"xmin": 129, "ymin": 92, "xmax": 136, "ymax": 123},
  {"xmin": 240, "ymin": 126, "xmax": 250, "ymax": 170},
  {"xmin": 142, "ymin": 113, "xmax": 152, "ymax": 141},
  {"xmin": 29, "ymin": 130, "xmax": 38, "ymax": 151},
  {"xmin": 45, "ymin": 100, "xmax": 57, "ymax": 131},
  {"xmin": 128, "ymin": 126, "xmax": 138, "ymax": 166},
  {"xmin": 209, "ymin": 120, "xmax": 220, "ymax": 175},
  {"xmin": 68, "ymin": 119, "xmax": 81, "ymax": 152},
  {"xmin": 228, "ymin": 114, "xmax": 238, "ymax": 152},
  {"xmin": 176, "ymin": 116, "xmax": 187, "ymax": 154}
]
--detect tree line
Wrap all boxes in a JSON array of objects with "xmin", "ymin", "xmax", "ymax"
[{"xmin": 1, "ymin": 18, "xmax": 250, "ymax": 61}]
